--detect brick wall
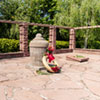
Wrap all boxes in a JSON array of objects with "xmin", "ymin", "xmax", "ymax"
[
  {"xmin": 56, "ymin": 49, "xmax": 73, "ymax": 54},
  {"xmin": 0, "ymin": 52, "xmax": 24, "ymax": 59},
  {"xmin": 74, "ymin": 48, "xmax": 100, "ymax": 55}
]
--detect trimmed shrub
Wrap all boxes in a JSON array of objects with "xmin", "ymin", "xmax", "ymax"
[
  {"xmin": 56, "ymin": 41, "xmax": 69, "ymax": 49},
  {"xmin": 0, "ymin": 38, "xmax": 19, "ymax": 53}
]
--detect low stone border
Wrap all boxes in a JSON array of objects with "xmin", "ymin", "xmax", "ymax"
[
  {"xmin": 66, "ymin": 55, "xmax": 89, "ymax": 62},
  {"xmin": 0, "ymin": 52, "xmax": 24, "ymax": 59},
  {"xmin": 55, "ymin": 49, "xmax": 73, "ymax": 54},
  {"xmin": 74, "ymin": 48, "xmax": 100, "ymax": 55}
]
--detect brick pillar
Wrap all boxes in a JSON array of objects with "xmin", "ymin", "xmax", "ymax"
[
  {"xmin": 69, "ymin": 28, "xmax": 76, "ymax": 50},
  {"xmin": 49, "ymin": 26, "xmax": 56, "ymax": 53},
  {"xmin": 19, "ymin": 24, "xmax": 29, "ymax": 56}
]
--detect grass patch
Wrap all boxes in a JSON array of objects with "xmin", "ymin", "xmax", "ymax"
[
  {"xmin": 36, "ymin": 70, "xmax": 52, "ymax": 75},
  {"xmin": 75, "ymin": 55, "xmax": 85, "ymax": 58}
]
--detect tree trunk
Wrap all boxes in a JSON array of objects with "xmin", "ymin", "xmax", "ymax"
[{"xmin": 84, "ymin": 37, "xmax": 88, "ymax": 49}]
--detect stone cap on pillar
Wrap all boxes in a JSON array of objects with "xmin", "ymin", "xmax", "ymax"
[{"xmin": 29, "ymin": 33, "xmax": 48, "ymax": 48}]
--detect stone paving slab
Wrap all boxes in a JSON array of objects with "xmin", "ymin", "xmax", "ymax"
[{"xmin": 0, "ymin": 53, "xmax": 100, "ymax": 100}]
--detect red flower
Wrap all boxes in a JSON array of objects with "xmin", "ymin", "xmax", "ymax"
[
  {"xmin": 48, "ymin": 46, "xmax": 54, "ymax": 51},
  {"xmin": 51, "ymin": 66, "xmax": 61, "ymax": 72},
  {"xmin": 47, "ymin": 53, "xmax": 55, "ymax": 62}
]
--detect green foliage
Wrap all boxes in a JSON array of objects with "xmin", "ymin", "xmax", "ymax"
[
  {"xmin": 54, "ymin": 0, "xmax": 100, "ymax": 48},
  {"xmin": 54, "ymin": 0, "xmax": 100, "ymax": 27},
  {"xmin": 56, "ymin": 41, "xmax": 69, "ymax": 49},
  {"xmin": 76, "ymin": 40, "xmax": 100, "ymax": 49},
  {"xmin": 0, "ymin": 0, "xmax": 100, "ymax": 50},
  {"xmin": 0, "ymin": 0, "xmax": 20, "ymax": 20},
  {"xmin": 0, "ymin": 38, "xmax": 19, "ymax": 53},
  {"xmin": 0, "ymin": 0, "xmax": 57, "ymax": 40},
  {"xmin": 76, "ymin": 41, "xmax": 84, "ymax": 48},
  {"xmin": 88, "ymin": 41, "xmax": 100, "ymax": 49},
  {"xmin": 0, "ymin": 0, "xmax": 21, "ymax": 39},
  {"xmin": 56, "ymin": 29, "xmax": 69, "ymax": 41}
]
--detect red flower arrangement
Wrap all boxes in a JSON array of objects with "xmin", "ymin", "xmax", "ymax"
[
  {"xmin": 46, "ymin": 46, "xmax": 55, "ymax": 63},
  {"xmin": 45, "ymin": 46, "xmax": 61, "ymax": 73}
]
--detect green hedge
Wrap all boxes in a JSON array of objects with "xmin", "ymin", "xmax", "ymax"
[
  {"xmin": 0, "ymin": 38, "xmax": 19, "ymax": 53},
  {"xmin": 0, "ymin": 39, "xmax": 69, "ymax": 53},
  {"xmin": 56, "ymin": 41, "xmax": 69, "ymax": 49},
  {"xmin": 1, "ymin": 38, "xmax": 99, "ymax": 53},
  {"xmin": 76, "ymin": 40, "xmax": 100, "ymax": 49}
]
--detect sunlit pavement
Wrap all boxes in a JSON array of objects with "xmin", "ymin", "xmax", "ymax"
[{"xmin": 0, "ymin": 53, "xmax": 100, "ymax": 100}]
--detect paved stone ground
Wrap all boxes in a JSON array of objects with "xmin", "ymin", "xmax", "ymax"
[{"xmin": 0, "ymin": 53, "xmax": 100, "ymax": 100}]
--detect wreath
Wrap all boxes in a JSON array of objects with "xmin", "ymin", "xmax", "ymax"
[{"xmin": 42, "ymin": 46, "xmax": 61, "ymax": 73}]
